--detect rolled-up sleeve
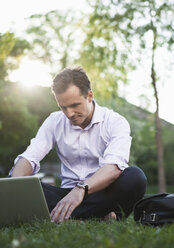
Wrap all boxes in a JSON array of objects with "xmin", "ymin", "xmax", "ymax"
[
  {"xmin": 9, "ymin": 114, "xmax": 55, "ymax": 175},
  {"xmin": 99, "ymin": 114, "xmax": 132, "ymax": 171}
]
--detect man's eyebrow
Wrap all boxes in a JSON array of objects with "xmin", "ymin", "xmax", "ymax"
[{"xmin": 59, "ymin": 103, "xmax": 81, "ymax": 108}]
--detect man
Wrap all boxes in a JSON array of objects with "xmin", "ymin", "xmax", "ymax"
[{"xmin": 10, "ymin": 66, "xmax": 147, "ymax": 223}]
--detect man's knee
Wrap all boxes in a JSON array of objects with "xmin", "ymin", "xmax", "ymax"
[
  {"xmin": 124, "ymin": 166, "xmax": 147, "ymax": 188},
  {"xmin": 111, "ymin": 166, "xmax": 147, "ymax": 217},
  {"xmin": 118, "ymin": 165, "xmax": 147, "ymax": 198},
  {"xmin": 111, "ymin": 165, "xmax": 147, "ymax": 197}
]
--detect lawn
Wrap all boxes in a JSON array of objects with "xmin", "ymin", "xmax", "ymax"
[
  {"xmin": 1, "ymin": 217, "xmax": 174, "ymax": 248},
  {"xmin": 1, "ymin": 184, "xmax": 174, "ymax": 248}
]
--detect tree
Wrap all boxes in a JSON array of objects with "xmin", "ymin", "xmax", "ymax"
[
  {"xmin": 25, "ymin": 9, "xmax": 124, "ymax": 100},
  {"xmin": 26, "ymin": 10, "xmax": 82, "ymax": 73},
  {"xmin": 83, "ymin": 0, "xmax": 174, "ymax": 192},
  {"xmin": 78, "ymin": 1, "xmax": 137, "ymax": 99},
  {"xmin": 0, "ymin": 32, "xmax": 29, "ymax": 85},
  {"xmin": 123, "ymin": 0, "xmax": 174, "ymax": 193},
  {"xmin": 0, "ymin": 32, "xmax": 38, "ymax": 174}
]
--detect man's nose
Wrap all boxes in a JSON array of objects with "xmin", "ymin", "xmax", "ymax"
[{"xmin": 66, "ymin": 108, "xmax": 74, "ymax": 118}]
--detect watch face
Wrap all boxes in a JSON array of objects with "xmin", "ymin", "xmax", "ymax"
[
  {"xmin": 76, "ymin": 182, "xmax": 88, "ymax": 195},
  {"xmin": 79, "ymin": 183, "xmax": 85, "ymax": 186},
  {"xmin": 77, "ymin": 182, "xmax": 85, "ymax": 188},
  {"xmin": 77, "ymin": 182, "xmax": 88, "ymax": 187}
]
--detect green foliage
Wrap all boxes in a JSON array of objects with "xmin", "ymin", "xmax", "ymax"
[
  {"xmin": 164, "ymin": 142, "xmax": 174, "ymax": 185},
  {"xmin": 0, "ymin": 33, "xmax": 35, "ymax": 174},
  {"xmin": 0, "ymin": 33, "xmax": 15, "ymax": 60},
  {"xmin": 1, "ymin": 217, "xmax": 174, "ymax": 248},
  {"xmin": 78, "ymin": 0, "xmax": 137, "ymax": 100},
  {"xmin": 0, "ymin": 32, "xmax": 30, "ymax": 84},
  {"xmin": 0, "ymin": 32, "xmax": 16, "ymax": 83},
  {"xmin": 26, "ymin": 10, "xmax": 82, "ymax": 72},
  {"xmin": 0, "ymin": 84, "xmax": 38, "ymax": 174},
  {"xmin": 25, "ymin": 8, "xmax": 129, "ymax": 101},
  {"xmin": 0, "ymin": 83, "xmax": 60, "ymax": 174},
  {"xmin": 83, "ymin": 0, "xmax": 174, "ymax": 90},
  {"xmin": 20, "ymin": 85, "xmax": 58, "ymax": 125}
]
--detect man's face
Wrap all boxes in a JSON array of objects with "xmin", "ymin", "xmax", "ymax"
[{"xmin": 55, "ymin": 85, "xmax": 94, "ymax": 129}]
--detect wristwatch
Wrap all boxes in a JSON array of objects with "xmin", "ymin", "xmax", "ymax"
[{"xmin": 76, "ymin": 182, "xmax": 88, "ymax": 196}]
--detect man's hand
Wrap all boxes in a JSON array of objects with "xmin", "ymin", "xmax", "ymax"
[{"xmin": 50, "ymin": 186, "xmax": 85, "ymax": 223}]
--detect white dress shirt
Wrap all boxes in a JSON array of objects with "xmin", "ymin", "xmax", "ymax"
[{"xmin": 12, "ymin": 101, "xmax": 132, "ymax": 188}]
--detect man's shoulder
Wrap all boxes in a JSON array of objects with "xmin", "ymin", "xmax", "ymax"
[
  {"xmin": 44, "ymin": 111, "xmax": 65, "ymax": 126},
  {"xmin": 99, "ymin": 105, "xmax": 130, "ymax": 130},
  {"xmin": 49, "ymin": 111, "xmax": 64, "ymax": 119},
  {"xmin": 100, "ymin": 104, "xmax": 126, "ymax": 121}
]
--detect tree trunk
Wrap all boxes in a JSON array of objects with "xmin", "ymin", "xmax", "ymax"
[{"xmin": 151, "ymin": 29, "xmax": 166, "ymax": 193}]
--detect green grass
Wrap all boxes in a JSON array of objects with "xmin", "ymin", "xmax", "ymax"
[
  {"xmin": 1, "ymin": 185, "xmax": 174, "ymax": 248},
  {"xmin": 1, "ymin": 217, "xmax": 174, "ymax": 248}
]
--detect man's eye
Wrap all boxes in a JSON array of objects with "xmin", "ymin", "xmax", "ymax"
[{"xmin": 72, "ymin": 104, "xmax": 80, "ymax": 108}]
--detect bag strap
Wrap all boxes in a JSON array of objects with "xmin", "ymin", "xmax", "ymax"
[
  {"xmin": 134, "ymin": 193, "xmax": 169, "ymax": 209},
  {"xmin": 140, "ymin": 211, "xmax": 174, "ymax": 225}
]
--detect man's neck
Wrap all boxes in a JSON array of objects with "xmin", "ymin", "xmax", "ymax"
[{"xmin": 80, "ymin": 101, "xmax": 95, "ymax": 129}]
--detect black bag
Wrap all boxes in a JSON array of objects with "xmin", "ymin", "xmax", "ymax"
[{"xmin": 134, "ymin": 193, "xmax": 174, "ymax": 226}]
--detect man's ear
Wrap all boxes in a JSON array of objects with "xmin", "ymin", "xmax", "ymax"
[{"xmin": 87, "ymin": 90, "xmax": 93, "ymax": 102}]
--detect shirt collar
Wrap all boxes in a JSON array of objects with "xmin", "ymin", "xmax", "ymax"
[
  {"xmin": 70, "ymin": 100, "xmax": 105, "ymax": 130},
  {"xmin": 89, "ymin": 100, "xmax": 104, "ymax": 126}
]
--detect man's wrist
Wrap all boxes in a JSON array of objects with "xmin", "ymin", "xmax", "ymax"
[{"xmin": 76, "ymin": 182, "xmax": 88, "ymax": 197}]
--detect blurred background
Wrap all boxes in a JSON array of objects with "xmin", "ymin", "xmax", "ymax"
[{"xmin": 0, "ymin": 0, "xmax": 174, "ymax": 193}]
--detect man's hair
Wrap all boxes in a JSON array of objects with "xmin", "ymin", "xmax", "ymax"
[{"xmin": 52, "ymin": 66, "xmax": 91, "ymax": 96}]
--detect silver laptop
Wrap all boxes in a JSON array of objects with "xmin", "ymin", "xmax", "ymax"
[{"xmin": 0, "ymin": 176, "xmax": 50, "ymax": 227}]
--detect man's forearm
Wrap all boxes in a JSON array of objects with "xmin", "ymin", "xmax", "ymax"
[
  {"xmin": 85, "ymin": 164, "xmax": 122, "ymax": 195},
  {"xmin": 12, "ymin": 158, "xmax": 33, "ymax": 177}
]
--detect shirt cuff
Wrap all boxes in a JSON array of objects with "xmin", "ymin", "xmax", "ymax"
[
  {"xmin": 8, "ymin": 155, "xmax": 40, "ymax": 176},
  {"xmin": 99, "ymin": 155, "xmax": 129, "ymax": 171}
]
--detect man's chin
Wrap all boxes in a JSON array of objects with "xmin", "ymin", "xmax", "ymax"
[
  {"xmin": 70, "ymin": 118, "xmax": 87, "ymax": 128},
  {"xmin": 70, "ymin": 120, "xmax": 81, "ymax": 126}
]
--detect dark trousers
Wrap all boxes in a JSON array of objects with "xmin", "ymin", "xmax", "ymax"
[{"xmin": 41, "ymin": 166, "xmax": 147, "ymax": 219}]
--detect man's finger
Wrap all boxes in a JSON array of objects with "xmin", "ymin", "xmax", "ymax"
[
  {"xmin": 51, "ymin": 201, "xmax": 72, "ymax": 223},
  {"xmin": 50, "ymin": 207, "xmax": 56, "ymax": 218},
  {"xmin": 50, "ymin": 204, "xmax": 60, "ymax": 218},
  {"xmin": 50, "ymin": 203, "xmax": 64, "ymax": 221},
  {"xmin": 64, "ymin": 203, "xmax": 78, "ymax": 220},
  {"xmin": 57, "ymin": 203, "xmax": 71, "ymax": 222}
]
